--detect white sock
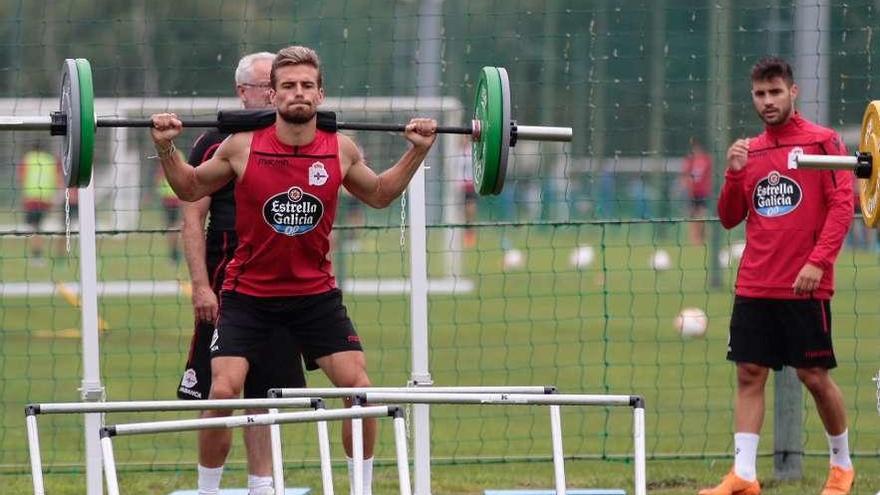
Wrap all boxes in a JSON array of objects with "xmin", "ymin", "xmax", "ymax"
[
  {"xmin": 733, "ymin": 432, "xmax": 759, "ymax": 481},
  {"xmin": 827, "ymin": 429, "xmax": 853, "ymax": 469},
  {"xmin": 346, "ymin": 456, "xmax": 374, "ymax": 495},
  {"xmin": 248, "ymin": 474, "xmax": 273, "ymax": 494},
  {"xmin": 197, "ymin": 464, "xmax": 224, "ymax": 495}
]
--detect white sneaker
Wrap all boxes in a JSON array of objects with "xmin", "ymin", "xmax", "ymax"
[{"xmin": 249, "ymin": 487, "xmax": 275, "ymax": 495}]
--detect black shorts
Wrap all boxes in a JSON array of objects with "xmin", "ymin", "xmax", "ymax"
[
  {"xmin": 178, "ymin": 320, "xmax": 307, "ymax": 399},
  {"xmin": 214, "ymin": 289, "xmax": 362, "ymax": 371},
  {"xmin": 25, "ymin": 209, "xmax": 46, "ymax": 229},
  {"xmin": 177, "ymin": 232, "xmax": 306, "ymax": 400},
  {"xmin": 727, "ymin": 296, "xmax": 836, "ymax": 370}
]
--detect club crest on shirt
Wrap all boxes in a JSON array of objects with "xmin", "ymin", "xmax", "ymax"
[
  {"xmin": 263, "ymin": 186, "xmax": 325, "ymax": 236},
  {"xmin": 787, "ymin": 147, "xmax": 804, "ymax": 170},
  {"xmin": 753, "ymin": 171, "xmax": 802, "ymax": 217},
  {"xmin": 309, "ymin": 162, "xmax": 329, "ymax": 186},
  {"xmin": 181, "ymin": 368, "xmax": 198, "ymax": 389}
]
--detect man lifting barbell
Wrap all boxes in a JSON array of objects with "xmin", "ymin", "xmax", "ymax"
[
  {"xmin": 177, "ymin": 51, "xmax": 309, "ymax": 495},
  {"xmin": 151, "ymin": 45, "xmax": 437, "ymax": 495}
]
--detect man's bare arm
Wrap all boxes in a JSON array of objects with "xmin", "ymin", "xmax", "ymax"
[
  {"xmin": 151, "ymin": 113, "xmax": 240, "ymax": 201},
  {"xmin": 181, "ymin": 197, "xmax": 219, "ymax": 322},
  {"xmin": 341, "ymin": 118, "xmax": 436, "ymax": 208}
]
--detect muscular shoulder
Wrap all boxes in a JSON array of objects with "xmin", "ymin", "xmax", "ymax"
[
  {"xmin": 216, "ymin": 132, "xmax": 253, "ymax": 156},
  {"xmin": 336, "ymin": 133, "xmax": 363, "ymax": 168},
  {"xmin": 212, "ymin": 132, "xmax": 254, "ymax": 176}
]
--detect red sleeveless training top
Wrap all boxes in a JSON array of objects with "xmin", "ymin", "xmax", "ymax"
[{"xmin": 223, "ymin": 125, "xmax": 341, "ymax": 296}]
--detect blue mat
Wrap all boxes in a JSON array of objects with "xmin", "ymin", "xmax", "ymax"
[
  {"xmin": 169, "ymin": 489, "xmax": 310, "ymax": 495},
  {"xmin": 485, "ymin": 490, "xmax": 625, "ymax": 495}
]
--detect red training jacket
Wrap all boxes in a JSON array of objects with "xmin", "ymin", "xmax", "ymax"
[{"xmin": 717, "ymin": 112, "xmax": 853, "ymax": 299}]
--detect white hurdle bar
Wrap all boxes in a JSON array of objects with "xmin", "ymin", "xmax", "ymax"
[
  {"xmin": 269, "ymin": 385, "xmax": 557, "ymax": 398},
  {"xmin": 25, "ymin": 398, "xmax": 318, "ymax": 495},
  {"xmin": 99, "ymin": 405, "xmax": 410, "ymax": 495},
  {"xmin": 352, "ymin": 392, "xmax": 646, "ymax": 495}
]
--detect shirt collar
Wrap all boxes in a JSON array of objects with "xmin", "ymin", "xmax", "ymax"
[{"xmin": 765, "ymin": 111, "xmax": 804, "ymax": 137}]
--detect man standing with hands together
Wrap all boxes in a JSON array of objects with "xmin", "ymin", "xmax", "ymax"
[{"xmin": 701, "ymin": 56, "xmax": 854, "ymax": 495}]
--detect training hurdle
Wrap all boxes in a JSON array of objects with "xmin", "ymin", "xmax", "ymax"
[
  {"xmin": 269, "ymin": 386, "xmax": 557, "ymax": 495},
  {"xmin": 272, "ymin": 389, "xmax": 646, "ymax": 495},
  {"xmin": 99, "ymin": 405, "xmax": 409, "ymax": 495},
  {"xmin": 25, "ymin": 398, "xmax": 318, "ymax": 495}
]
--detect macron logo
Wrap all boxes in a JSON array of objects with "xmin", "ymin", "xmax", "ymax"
[{"xmin": 209, "ymin": 328, "xmax": 220, "ymax": 352}]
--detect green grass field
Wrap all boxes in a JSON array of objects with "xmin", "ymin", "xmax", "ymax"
[{"xmin": 2, "ymin": 221, "xmax": 880, "ymax": 493}]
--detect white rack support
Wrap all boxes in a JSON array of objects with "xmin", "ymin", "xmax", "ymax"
[
  {"xmin": 269, "ymin": 407, "xmax": 285, "ymax": 494},
  {"xmin": 25, "ymin": 397, "xmax": 318, "ymax": 495},
  {"xmin": 99, "ymin": 406, "xmax": 408, "ymax": 495},
  {"xmin": 316, "ymin": 401, "xmax": 335, "ymax": 495},
  {"xmin": 352, "ymin": 397, "xmax": 365, "ymax": 495},
  {"xmin": 392, "ymin": 407, "xmax": 413, "ymax": 495},
  {"xmin": 549, "ymin": 405, "xmax": 565, "ymax": 493}
]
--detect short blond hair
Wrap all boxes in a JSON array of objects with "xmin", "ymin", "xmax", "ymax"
[{"xmin": 271, "ymin": 45, "xmax": 322, "ymax": 89}]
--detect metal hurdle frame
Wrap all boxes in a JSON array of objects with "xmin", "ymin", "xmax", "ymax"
[
  {"xmin": 25, "ymin": 398, "xmax": 318, "ymax": 495},
  {"xmin": 269, "ymin": 386, "xmax": 557, "ymax": 495},
  {"xmin": 273, "ymin": 389, "xmax": 646, "ymax": 495},
  {"xmin": 362, "ymin": 392, "xmax": 646, "ymax": 495},
  {"xmin": 99, "ymin": 406, "xmax": 410, "ymax": 495}
]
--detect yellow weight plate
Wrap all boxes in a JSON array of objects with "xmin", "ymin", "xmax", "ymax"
[{"xmin": 858, "ymin": 101, "xmax": 880, "ymax": 226}]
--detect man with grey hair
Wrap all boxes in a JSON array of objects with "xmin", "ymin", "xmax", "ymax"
[
  {"xmin": 178, "ymin": 51, "xmax": 306, "ymax": 495},
  {"xmin": 153, "ymin": 44, "xmax": 437, "ymax": 495}
]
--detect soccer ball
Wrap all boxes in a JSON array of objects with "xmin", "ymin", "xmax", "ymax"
[
  {"xmin": 651, "ymin": 249, "xmax": 672, "ymax": 270},
  {"xmin": 569, "ymin": 245, "xmax": 595, "ymax": 269},
  {"xmin": 730, "ymin": 241, "xmax": 746, "ymax": 262},
  {"xmin": 503, "ymin": 248, "xmax": 525, "ymax": 270},
  {"xmin": 675, "ymin": 307, "xmax": 708, "ymax": 338},
  {"xmin": 719, "ymin": 241, "xmax": 746, "ymax": 267},
  {"xmin": 718, "ymin": 248, "xmax": 731, "ymax": 267}
]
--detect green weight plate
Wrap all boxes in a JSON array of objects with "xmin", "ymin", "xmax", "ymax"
[
  {"xmin": 75, "ymin": 58, "xmax": 95, "ymax": 187},
  {"xmin": 472, "ymin": 66, "xmax": 503, "ymax": 196},
  {"xmin": 492, "ymin": 67, "xmax": 511, "ymax": 195},
  {"xmin": 60, "ymin": 59, "xmax": 81, "ymax": 188}
]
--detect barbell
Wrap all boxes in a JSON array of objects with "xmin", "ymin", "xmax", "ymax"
[
  {"xmin": 793, "ymin": 101, "xmax": 880, "ymax": 226},
  {"xmin": 0, "ymin": 59, "xmax": 572, "ymax": 195}
]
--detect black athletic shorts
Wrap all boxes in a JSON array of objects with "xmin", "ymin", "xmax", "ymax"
[
  {"xmin": 213, "ymin": 288, "xmax": 362, "ymax": 371},
  {"xmin": 727, "ymin": 296, "xmax": 836, "ymax": 370},
  {"xmin": 178, "ymin": 321, "xmax": 307, "ymax": 399},
  {"xmin": 177, "ymin": 231, "xmax": 307, "ymax": 400}
]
